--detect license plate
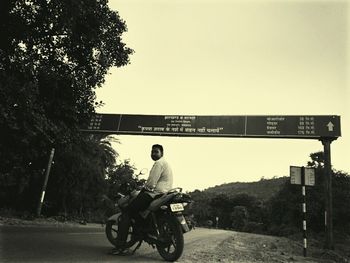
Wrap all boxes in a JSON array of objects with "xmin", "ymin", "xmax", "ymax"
[{"xmin": 170, "ymin": 203, "xmax": 184, "ymax": 212}]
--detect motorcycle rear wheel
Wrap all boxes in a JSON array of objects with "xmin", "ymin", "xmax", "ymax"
[
  {"xmin": 156, "ymin": 215, "xmax": 184, "ymax": 262},
  {"xmin": 105, "ymin": 219, "xmax": 137, "ymax": 248}
]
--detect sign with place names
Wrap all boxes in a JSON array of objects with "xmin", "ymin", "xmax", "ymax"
[
  {"xmin": 81, "ymin": 114, "xmax": 341, "ymax": 139},
  {"xmin": 304, "ymin": 168, "xmax": 316, "ymax": 186},
  {"xmin": 290, "ymin": 166, "xmax": 315, "ymax": 186},
  {"xmin": 290, "ymin": 166, "xmax": 302, "ymax": 185}
]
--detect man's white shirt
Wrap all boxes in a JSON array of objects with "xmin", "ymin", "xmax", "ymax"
[{"xmin": 145, "ymin": 157, "xmax": 173, "ymax": 197}]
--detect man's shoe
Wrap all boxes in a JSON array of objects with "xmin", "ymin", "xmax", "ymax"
[
  {"xmin": 109, "ymin": 247, "xmax": 132, "ymax": 256},
  {"xmin": 113, "ymin": 240, "xmax": 126, "ymax": 248}
]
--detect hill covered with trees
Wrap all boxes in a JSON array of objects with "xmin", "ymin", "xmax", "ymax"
[
  {"xmin": 203, "ymin": 176, "xmax": 288, "ymax": 201},
  {"xmin": 187, "ymin": 152, "xmax": 350, "ymax": 237}
]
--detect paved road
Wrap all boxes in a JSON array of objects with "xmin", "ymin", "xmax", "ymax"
[{"xmin": 0, "ymin": 225, "xmax": 233, "ymax": 262}]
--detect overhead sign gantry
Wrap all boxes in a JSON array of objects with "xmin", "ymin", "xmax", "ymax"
[{"xmin": 81, "ymin": 114, "xmax": 340, "ymax": 139}]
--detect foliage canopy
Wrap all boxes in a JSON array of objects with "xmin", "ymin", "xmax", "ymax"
[{"xmin": 0, "ymin": 0, "xmax": 133, "ymax": 217}]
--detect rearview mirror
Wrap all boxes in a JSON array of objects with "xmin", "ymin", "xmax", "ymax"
[{"xmin": 139, "ymin": 168, "xmax": 148, "ymax": 175}]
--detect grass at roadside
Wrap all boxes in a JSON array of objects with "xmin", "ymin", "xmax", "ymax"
[{"xmin": 0, "ymin": 212, "xmax": 104, "ymax": 228}]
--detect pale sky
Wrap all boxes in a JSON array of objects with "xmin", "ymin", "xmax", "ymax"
[{"xmin": 96, "ymin": 0, "xmax": 350, "ymax": 192}]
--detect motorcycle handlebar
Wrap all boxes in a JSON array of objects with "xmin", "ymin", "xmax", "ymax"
[
  {"xmin": 116, "ymin": 193, "xmax": 125, "ymax": 198},
  {"xmin": 116, "ymin": 185, "xmax": 183, "ymax": 199},
  {"xmin": 168, "ymin": 187, "xmax": 183, "ymax": 193}
]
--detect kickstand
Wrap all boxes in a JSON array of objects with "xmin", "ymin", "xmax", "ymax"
[{"xmin": 131, "ymin": 240, "xmax": 143, "ymax": 255}]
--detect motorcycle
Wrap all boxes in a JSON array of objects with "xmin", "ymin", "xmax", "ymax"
[{"xmin": 105, "ymin": 184, "xmax": 193, "ymax": 262}]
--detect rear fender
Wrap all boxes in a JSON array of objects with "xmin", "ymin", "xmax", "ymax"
[
  {"xmin": 175, "ymin": 214, "xmax": 190, "ymax": 233},
  {"xmin": 149, "ymin": 192, "xmax": 177, "ymax": 211}
]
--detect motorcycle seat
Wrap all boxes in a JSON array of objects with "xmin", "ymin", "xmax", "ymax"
[{"xmin": 148, "ymin": 192, "xmax": 177, "ymax": 212}]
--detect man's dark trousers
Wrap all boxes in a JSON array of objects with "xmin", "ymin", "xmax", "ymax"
[{"xmin": 117, "ymin": 190, "xmax": 154, "ymax": 244}]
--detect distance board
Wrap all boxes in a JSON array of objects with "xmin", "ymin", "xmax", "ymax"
[
  {"xmin": 290, "ymin": 166, "xmax": 315, "ymax": 186},
  {"xmin": 290, "ymin": 166, "xmax": 302, "ymax": 185},
  {"xmin": 81, "ymin": 114, "xmax": 341, "ymax": 139},
  {"xmin": 304, "ymin": 168, "xmax": 316, "ymax": 186}
]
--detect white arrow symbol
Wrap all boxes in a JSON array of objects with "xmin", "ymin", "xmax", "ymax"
[{"xmin": 327, "ymin": 122, "xmax": 334, "ymax": 132}]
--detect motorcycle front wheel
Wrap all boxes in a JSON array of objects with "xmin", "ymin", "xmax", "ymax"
[
  {"xmin": 156, "ymin": 215, "xmax": 184, "ymax": 262},
  {"xmin": 105, "ymin": 219, "xmax": 137, "ymax": 248}
]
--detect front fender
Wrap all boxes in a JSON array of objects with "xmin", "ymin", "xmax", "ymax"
[{"xmin": 108, "ymin": 212, "xmax": 122, "ymax": 222}]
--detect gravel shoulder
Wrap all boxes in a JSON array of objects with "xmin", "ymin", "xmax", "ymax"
[{"xmin": 180, "ymin": 229, "xmax": 350, "ymax": 263}]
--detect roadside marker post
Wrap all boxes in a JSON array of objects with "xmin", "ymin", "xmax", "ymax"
[
  {"xmin": 37, "ymin": 148, "xmax": 55, "ymax": 217},
  {"xmin": 290, "ymin": 166, "xmax": 315, "ymax": 257},
  {"xmin": 301, "ymin": 167, "xmax": 307, "ymax": 257}
]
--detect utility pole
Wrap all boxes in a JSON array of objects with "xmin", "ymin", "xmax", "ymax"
[
  {"xmin": 301, "ymin": 166, "xmax": 307, "ymax": 257},
  {"xmin": 322, "ymin": 139, "xmax": 334, "ymax": 250},
  {"xmin": 37, "ymin": 148, "xmax": 55, "ymax": 217}
]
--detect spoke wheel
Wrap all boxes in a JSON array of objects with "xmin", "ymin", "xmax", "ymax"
[
  {"xmin": 156, "ymin": 215, "xmax": 184, "ymax": 262},
  {"xmin": 105, "ymin": 219, "xmax": 137, "ymax": 248}
]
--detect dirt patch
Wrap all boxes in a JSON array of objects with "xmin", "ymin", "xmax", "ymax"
[{"xmin": 180, "ymin": 230, "xmax": 350, "ymax": 263}]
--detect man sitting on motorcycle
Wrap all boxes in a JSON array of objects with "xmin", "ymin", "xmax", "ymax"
[{"xmin": 112, "ymin": 144, "xmax": 173, "ymax": 255}]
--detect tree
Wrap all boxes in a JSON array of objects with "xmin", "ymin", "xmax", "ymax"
[
  {"xmin": 307, "ymin": 151, "xmax": 325, "ymax": 168},
  {"xmin": 25, "ymin": 135, "xmax": 117, "ymax": 217},
  {"xmin": 0, "ymin": 0, "xmax": 133, "ymax": 211},
  {"xmin": 210, "ymin": 194, "xmax": 233, "ymax": 228},
  {"xmin": 231, "ymin": 206, "xmax": 248, "ymax": 231},
  {"xmin": 106, "ymin": 159, "xmax": 138, "ymax": 198},
  {"xmin": 331, "ymin": 171, "xmax": 350, "ymax": 232},
  {"xmin": 188, "ymin": 190, "xmax": 213, "ymax": 226}
]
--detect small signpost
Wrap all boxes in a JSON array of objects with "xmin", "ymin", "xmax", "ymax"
[
  {"xmin": 290, "ymin": 166, "xmax": 315, "ymax": 186},
  {"xmin": 290, "ymin": 166, "xmax": 315, "ymax": 257}
]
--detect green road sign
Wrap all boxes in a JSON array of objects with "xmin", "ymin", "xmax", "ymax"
[{"xmin": 81, "ymin": 114, "xmax": 341, "ymax": 139}]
